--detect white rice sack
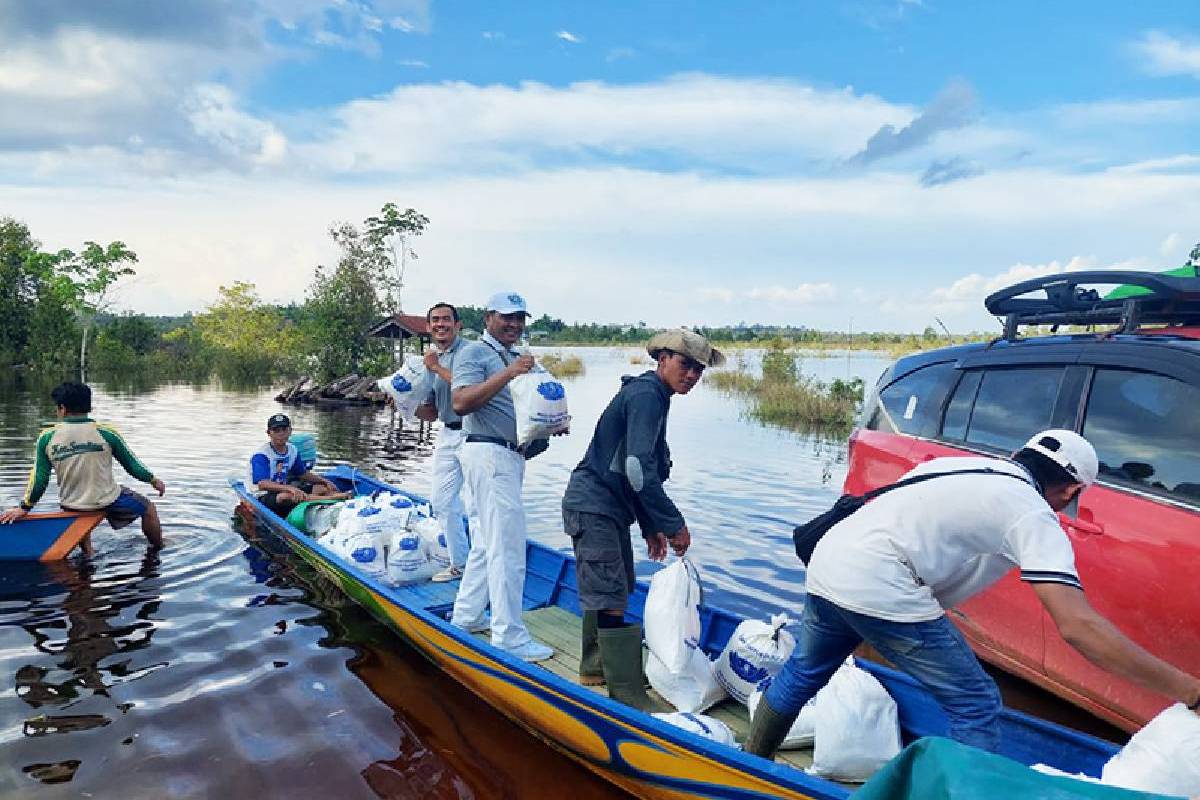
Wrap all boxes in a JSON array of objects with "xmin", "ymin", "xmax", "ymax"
[
  {"xmin": 374, "ymin": 492, "xmax": 415, "ymax": 529},
  {"xmin": 339, "ymin": 530, "xmax": 387, "ymax": 579},
  {"xmin": 1100, "ymin": 703, "xmax": 1200, "ymax": 796},
  {"xmin": 714, "ymin": 613, "xmax": 795, "ymax": 703},
  {"xmin": 509, "ymin": 364, "xmax": 570, "ymax": 447},
  {"xmin": 652, "ymin": 712, "xmax": 737, "ymax": 748},
  {"xmin": 412, "ymin": 514, "xmax": 450, "ymax": 570},
  {"xmin": 379, "ymin": 355, "xmax": 433, "ymax": 419},
  {"xmin": 807, "ymin": 658, "xmax": 902, "ymax": 783},
  {"xmin": 643, "ymin": 558, "xmax": 703, "ymax": 674},
  {"xmin": 300, "ymin": 502, "xmax": 343, "ymax": 537},
  {"xmin": 646, "ymin": 649, "xmax": 726, "ymax": 714},
  {"xmin": 747, "ymin": 690, "xmax": 817, "ymax": 749},
  {"xmin": 387, "ymin": 527, "xmax": 435, "ymax": 585}
]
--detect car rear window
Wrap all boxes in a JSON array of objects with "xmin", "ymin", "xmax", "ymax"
[
  {"xmin": 868, "ymin": 362, "xmax": 958, "ymax": 437},
  {"xmin": 1083, "ymin": 369, "xmax": 1200, "ymax": 503},
  {"xmin": 964, "ymin": 367, "xmax": 1065, "ymax": 453}
]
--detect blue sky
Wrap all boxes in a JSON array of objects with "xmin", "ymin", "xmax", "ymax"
[{"xmin": 2, "ymin": 1, "xmax": 1199, "ymax": 331}]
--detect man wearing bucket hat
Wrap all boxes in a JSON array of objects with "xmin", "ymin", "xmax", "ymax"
[
  {"xmin": 448, "ymin": 291, "xmax": 555, "ymax": 662},
  {"xmin": 561, "ymin": 328, "xmax": 725, "ymax": 710},
  {"xmin": 746, "ymin": 429, "xmax": 1200, "ymax": 757}
]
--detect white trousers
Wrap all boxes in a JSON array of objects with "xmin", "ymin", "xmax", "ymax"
[
  {"xmin": 429, "ymin": 426, "xmax": 470, "ymax": 568},
  {"xmin": 451, "ymin": 441, "xmax": 531, "ymax": 650}
]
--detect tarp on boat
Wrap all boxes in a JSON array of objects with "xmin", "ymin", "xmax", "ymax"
[{"xmin": 854, "ymin": 738, "xmax": 1177, "ymax": 800}]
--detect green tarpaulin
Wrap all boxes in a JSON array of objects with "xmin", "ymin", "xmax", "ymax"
[
  {"xmin": 854, "ymin": 738, "xmax": 1180, "ymax": 800},
  {"xmin": 1104, "ymin": 265, "xmax": 1199, "ymax": 300}
]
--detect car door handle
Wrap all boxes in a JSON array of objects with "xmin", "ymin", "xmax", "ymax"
[{"xmin": 1059, "ymin": 514, "xmax": 1104, "ymax": 536}]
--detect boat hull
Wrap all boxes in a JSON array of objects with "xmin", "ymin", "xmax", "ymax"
[{"xmin": 0, "ymin": 511, "xmax": 105, "ymax": 561}]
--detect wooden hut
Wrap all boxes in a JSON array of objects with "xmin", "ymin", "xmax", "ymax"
[{"xmin": 367, "ymin": 313, "xmax": 432, "ymax": 359}]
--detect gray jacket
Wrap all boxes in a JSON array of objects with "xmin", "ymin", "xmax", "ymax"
[{"xmin": 562, "ymin": 371, "xmax": 685, "ymax": 538}]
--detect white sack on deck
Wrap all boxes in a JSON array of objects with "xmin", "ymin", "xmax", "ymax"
[
  {"xmin": 1100, "ymin": 702, "xmax": 1200, "ymax": 796},
  {"xmin": 412, "ymin": 513, "xmax": 450, "ymax": 570},
  {"xmin": 714, "ymin": 613, "xmax": 795, "ymax": 703},
  {"xmin": 387, "ymin": 527, "xmax": 435, "ymax": 585},
  {"xmin": 807, "ymin": 657, "xmax": 902, "ymax": 783},
  {"xmin": 646, "ymin": 649, "xmax": 726, "ymax": 713},
  {"xmin": 652, "ymin": 712, "xmax": 738, "ymax": 748}
]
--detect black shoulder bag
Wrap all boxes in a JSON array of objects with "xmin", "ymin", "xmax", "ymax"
[{"xmin": 792, "ymin": 468, "xmax": 1029, "ymax": 565}]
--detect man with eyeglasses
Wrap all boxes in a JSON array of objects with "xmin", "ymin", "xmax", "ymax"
[
  {"xmin": 561, "ymin": 329, "xmax": 724, "ymax": 710},
  {"xmin": 248, "ymin": 413, "xmax": 346, "ymax": 515}
]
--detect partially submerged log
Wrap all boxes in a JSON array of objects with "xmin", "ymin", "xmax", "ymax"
[{"xmin": 275, "ymin": 374, "xmax": 389, "ymax": 407}]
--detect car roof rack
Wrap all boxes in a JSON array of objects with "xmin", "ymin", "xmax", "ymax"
[{"xmin": 984, "ymin": 270, "xmax": 1200, "ymax": 341}]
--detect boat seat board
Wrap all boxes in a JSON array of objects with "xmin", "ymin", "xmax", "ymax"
[{"xmin": 484, "ymin": 605, "xmax": 822, "ymax": 775}]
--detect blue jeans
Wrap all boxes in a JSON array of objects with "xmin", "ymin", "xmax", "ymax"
[{"xmin": 763, "ymin": 593, "xmax": 1002, "ymax": 752}]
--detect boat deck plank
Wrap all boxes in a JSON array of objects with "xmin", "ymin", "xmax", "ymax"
[{"xmin": 490, "ymin": 605, "xmax": 820, "ymax": 774}]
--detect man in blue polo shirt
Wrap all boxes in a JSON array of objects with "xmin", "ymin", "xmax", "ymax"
[
  {"xmin": 448, "ymin": 291, "xmax": 554, "ymax": 662},
  {"xmin": 248, "ymin": 413, "xmax": 346, "ymax": 515},
  {"xmin": 414, "ymin": 301, "xmax": 471, "ymax": 582}
]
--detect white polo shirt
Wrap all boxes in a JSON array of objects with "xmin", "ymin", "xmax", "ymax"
[{"xmin": 805, "ymin": 456, "xmax": 1081, "ymax": 623}]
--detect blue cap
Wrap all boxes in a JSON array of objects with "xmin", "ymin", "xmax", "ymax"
[{"xmin": 485, "ymin": 291, "xmax": 529, "ymax": 316}]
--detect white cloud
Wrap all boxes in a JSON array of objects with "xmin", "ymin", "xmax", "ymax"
[
  {"xmin": 930, "ymin": 255, "xmax": 1154, "ymax": 310},
  {"xmin": 398, "ymin": 59, "xmax": 429, "ymax": 68},
  {"xmin": 1133, "ymin": 30, "xmax": 1200, "ymax": 79},
  {"xmin": 607, "ymin": 47, "xmax": 636, "ymax": 62},
  {"xmin": 184, "ymin": 84, "xmax": 288, "ymax": 166},
  {"xmin": 556, "ymin": 30, "xmax": 583, "ymax": 44},
  {"xmin": 1160, "ymin": 232, "xmax": 1182, "ymax": 258},
  {"xmin": 294, "ymin": 74, "xmax": 907, "ymax": 175},
  {"xmin": 745, "ymin": 284, "xmax": 837, "ymax": 304},
  {"xmin": 1110, "ymin": 154, "xmax": 1200, "ymax": 174}
]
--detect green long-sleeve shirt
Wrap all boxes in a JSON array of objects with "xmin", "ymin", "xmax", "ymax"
[{"xmin": 22, "ymin": 417, "xmax": 155, "ymax": 511}]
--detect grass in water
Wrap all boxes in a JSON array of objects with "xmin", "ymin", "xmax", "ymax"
[
  {"xmin": 707, "ymin": 345, "xmax": 863, "ymax": 432},
  {"xmin": 539, "ymin": 352, "xmax": 586, "ymax": 378}
]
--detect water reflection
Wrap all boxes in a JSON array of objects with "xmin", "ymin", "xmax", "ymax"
[{"xmin": 0, "ymin": 349, "xmax": 893, "ymax": 797}]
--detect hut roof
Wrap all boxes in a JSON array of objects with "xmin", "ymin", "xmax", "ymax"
[{"xmin": 367, "ymin": 313, "xmax": 431, "ymax": 340}]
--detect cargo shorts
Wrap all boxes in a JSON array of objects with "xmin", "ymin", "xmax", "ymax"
[{"xmin": 563, "ymin": 509, "xmax": 636, "ymax": 612}]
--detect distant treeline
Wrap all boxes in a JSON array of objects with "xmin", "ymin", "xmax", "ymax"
[{"xmin": 3, "ymin": 209, "xmax": 984, "ymax": 384}]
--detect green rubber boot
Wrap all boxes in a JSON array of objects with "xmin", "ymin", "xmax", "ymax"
[
  {"xmin": 743, "ymin": 697, "xmax": 794, "ymax": 758},
  {"xmin": 598, "ymin": 624, "xmax": 666, "ymax": 712},
  {"xmin": 579, "ymin": 611, "xmax": 605, "ymax": 686}
]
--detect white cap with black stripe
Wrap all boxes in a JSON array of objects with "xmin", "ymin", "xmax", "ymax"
[{"xmin": 1021, "ymin": 429, "xmax": 1099, "ymax": 486}]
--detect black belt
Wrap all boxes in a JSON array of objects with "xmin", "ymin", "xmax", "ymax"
[
  {"xmin": 465, "ymin": 434, "xmax": 519, "ymax": 452},
  {"xmin": 444, "ymin": 421, "xmax": 462, "ymax": 430}
]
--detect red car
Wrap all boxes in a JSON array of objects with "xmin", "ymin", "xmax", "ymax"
[{"xmin": 844, "ymin": 270, "xmax": 1200, "ymax": 731}]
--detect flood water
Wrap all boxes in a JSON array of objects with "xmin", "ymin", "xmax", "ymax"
[{"xmin": 0, "ymin": 347, "xmax": 1121, "ymax": 797}]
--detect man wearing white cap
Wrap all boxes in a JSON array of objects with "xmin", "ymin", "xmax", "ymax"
[
  {"xmin": 448, "ymin": 291, "xmax": 554, "ymax": 662},
  {"xmin": 561, "ymin": 329, "xmax": 724, "ymax": 710},
  {"xmin": 747, "ymin": 429, "xmax": 1200, "ymax": 758}
]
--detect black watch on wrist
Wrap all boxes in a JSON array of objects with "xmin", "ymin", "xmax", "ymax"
[
  {"xmin": 1188, "ymin": 695, "xmax": 1200, "ymax": 712},
  {"xmin": 19, "ymin": 503, "xmax": 33, "ymax": 512}
]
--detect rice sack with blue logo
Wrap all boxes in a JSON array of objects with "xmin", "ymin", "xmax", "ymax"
[
  {"xmin": 508, "ymin": 362, "xmax": 570, "ymax": 448},
  {"xmin": 379, "ymin": 355, "xmax": 433, "ymax": 419}
]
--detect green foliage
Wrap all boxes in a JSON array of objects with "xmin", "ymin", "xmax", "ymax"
[
  {"xmin": 760, "ymin": 339, "xmax": 799, "ymax": 384},
  {"xmin": 194, "ymin": 281, "xmax": 304, "ymax": 380},
  {"xmin": 300, "ymin": 221, "xmax": 393, "ymax": 379},
  {"xmin": 363, "ymin": 203, "xmax": 429, "ymax": 311},
  {"xmin": 538, "ymin": 353, "xmax": 585, "ymax": 378},
  {"xmin": 708, "ymin": 355, "xmax": 861, "ymax": 433}
]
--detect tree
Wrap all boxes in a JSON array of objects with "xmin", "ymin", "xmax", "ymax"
[
  {"xmin": 0, "ymin": 218, "xmax": 45, "ymax": 365},
  {"xmin": 301, "ymin": 223, "xmax": 392, "ymax": 379},
  {"xmin": 364, "ymin": 203, "xmax": 429, "ymax": 312},
  {"xmin": 57, "ymin": 241, "xmax": 138, "ymax": 378},
  {"xmin": 194, "ymin": 281, "xmax": 302, "ymax": 379}
]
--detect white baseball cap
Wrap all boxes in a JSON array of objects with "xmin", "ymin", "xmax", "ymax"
[
  {"xmin": 485, "ymin": 291, "xmax": 529, "ymax": 316},
  {"xmin": 1020, "ymin": 429, "xmax": 1098, "ymax": 486}
]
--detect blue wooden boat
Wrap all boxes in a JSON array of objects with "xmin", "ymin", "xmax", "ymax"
[
  {"xmin": 230, "ymin": 466, "xmax": 1129, "ymax": 800},
  {"xmin": 0, "ymin": 511, "xmax": 105, "ymax": 561}
]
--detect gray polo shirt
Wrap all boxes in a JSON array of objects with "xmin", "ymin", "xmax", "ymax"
[
  {"xmin": 423, "ymin": 336, "xmax": 464, "ymax": 424},
  {"xmin": 451, "ymin": 331, "xmax": 518, "ymax": 443}
]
